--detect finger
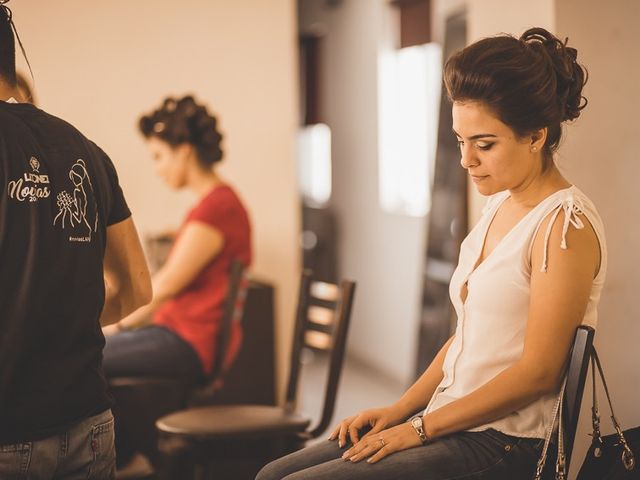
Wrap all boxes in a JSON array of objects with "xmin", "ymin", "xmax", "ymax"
[
  {"xmin": 348, "ymin": 417, "xmax": 366, "ymax": 445},
  {"xmin": 330, "ymin": 418, "xmax": 353, "ymax": 441},
  {"xmin": 349, "ymin": 439, "xmax": 385, "ymax": 463},
  {"xmin": 341, "ymin": 434, "xmax": 368, "ymax": 460},
  {"xmin": 360, "ymin": 421, "xmax": 385, "ymax": 441},
  {"xmin": 339, "ymin": 420, "xmax": 353, "ymax": 448},
  {"xmin": 367, "ymin": 443, "xmax": 394, "ymax": 464},
  {"xmin": 343, "ymin": 441, "xmax": 370, "ymax": 462}
]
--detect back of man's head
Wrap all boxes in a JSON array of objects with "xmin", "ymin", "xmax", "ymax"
[{"xmin": 0, "ymin": 3, "xmax": 16, "ymax": 87}]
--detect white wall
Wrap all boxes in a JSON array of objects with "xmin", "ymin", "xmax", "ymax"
[
  {"xmin": 11, "ymin": 0, "xmax": 300, "ymax": 395},
  {"xmin": 299, "ymin": 0, "xmax": 426, "ymax": 385},
  {"xmin": 555, "ymin": 0, "xmax": 640, "ymax": 475}
]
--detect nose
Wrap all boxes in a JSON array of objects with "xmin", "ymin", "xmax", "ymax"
[{"xmin": 459, "ymin": 145, "xmax": 479, "ymax": 169}]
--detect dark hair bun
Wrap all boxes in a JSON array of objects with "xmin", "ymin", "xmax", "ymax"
[
  {"xmin": 444, "ymin": 26, "xmax": 588, "ymax": 168},
  {"xmin": 139, "ymin": 95, "xmax": 224, "ymax": 167},
  {"xmin": 519, "ymin": 27, "xmax": 587, "ymax": 122}
]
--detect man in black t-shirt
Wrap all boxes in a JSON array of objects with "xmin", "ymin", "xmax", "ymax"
[{"xmin": 0, "ymin": 5, "xmax": 151, "ymax": 478}]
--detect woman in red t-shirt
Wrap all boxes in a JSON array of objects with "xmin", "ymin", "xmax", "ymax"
[{"xmin": 101, "ymin": 95, "xmax": 252, "ymax": 472}]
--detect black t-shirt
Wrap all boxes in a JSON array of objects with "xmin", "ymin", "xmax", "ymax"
[{"xmin": 0, "ymin": 101, "xmax": 131, "ymax": 444}]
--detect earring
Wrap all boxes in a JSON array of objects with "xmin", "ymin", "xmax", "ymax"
[{"xmin": 531, "ymin": 146, "xmax": 538, "ymax": 152}]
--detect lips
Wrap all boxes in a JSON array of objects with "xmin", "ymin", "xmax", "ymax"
[{"xmin": 471, "ymin": 175, "xmax": 488, "ymax": 182}]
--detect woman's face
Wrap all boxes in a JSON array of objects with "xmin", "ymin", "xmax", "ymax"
[
  {"xmin": 452, "ymin": 101, "xmax": 543, "ymax": 196},
  {"xmin": 146, "ymin": 137, "xmax": 189, "ymax": 189}
]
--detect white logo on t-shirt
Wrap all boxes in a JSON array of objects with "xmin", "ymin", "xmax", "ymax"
[
  {"xmin": 7, "ymin": 156, "xmax": 51, "ymax": 202},
  {"xmin": 53, "ymin": 159, "xmax": 99, "ymax": 242}
]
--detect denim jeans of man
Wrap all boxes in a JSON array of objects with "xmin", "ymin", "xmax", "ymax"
[
  {"xmin": 0, "ymin": 409, "xmax": 115, "ymax": 480},
  {"xmin": 257, "ymin": 428, "xmax": 547, "ymax": 480}
]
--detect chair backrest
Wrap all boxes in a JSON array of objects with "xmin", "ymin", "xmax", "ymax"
[
  {"xmin": 284, "ymin": 270, "xmax": 356, "ymax": 439},
  {"xmin": 562, "ymin": 325, "xmax": 595, "ymax": 473},
  {"xmin": 207, "ymin": 260, "xmax": 249, "ymax": 387}
]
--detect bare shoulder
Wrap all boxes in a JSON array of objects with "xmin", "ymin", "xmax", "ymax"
[{"xmin": 531, "ymin": 204, "xmax": 601, "ymax": 278}]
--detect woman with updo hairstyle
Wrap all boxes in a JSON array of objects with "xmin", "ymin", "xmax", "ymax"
[
  {"xmin": 258, "ymin": 27, "xmax": 606, "ymax": 480},
  {"xmin": 101, "ymin": 95, "xmax": 251, "ymax": 472}
]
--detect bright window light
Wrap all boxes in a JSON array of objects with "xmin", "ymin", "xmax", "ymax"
[
  {"xmin": 378, "ymin": 43, "xmax": 442, "ymax": 217},
  {"xmin": 297, "ymin": 123, "xmax": 332, "ymax": 207}
]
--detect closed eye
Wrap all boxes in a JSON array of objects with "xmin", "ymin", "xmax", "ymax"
[{"xmin": 477, "ymin": 142, "xmax": 494, "ymax": 151}]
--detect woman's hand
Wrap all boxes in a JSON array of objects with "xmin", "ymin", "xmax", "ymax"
[
  {"xmin": 341, "ymin": 422, "xmax": 422, "ymax": 464},
  {"xmin": 102, "ymin": 323, "xmax": 121, "ymax": 337},
  {"xmin": 328, "ymin": 406, "xmax": 403, "ymax": 448}
]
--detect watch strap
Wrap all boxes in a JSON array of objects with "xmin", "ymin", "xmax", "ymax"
[{"xmin": 411, "ymin": 416, "xmax": 428, "ymax": 443}]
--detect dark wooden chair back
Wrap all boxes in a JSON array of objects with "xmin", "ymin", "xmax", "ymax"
[
  {"xmin": 206, "ymin": 260, "xmax": 249, "ymax": 389},
  {"xmin": 284, "ymin": 270, "xmax": 356, "ymax": 439},
  {"xmin": 561, "ymin": 325, "xmax": 595, "ymax": 473}
]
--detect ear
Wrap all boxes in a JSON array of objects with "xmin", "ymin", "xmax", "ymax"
[
  {"xmin": 175, "ymin": 143, "xmax": 195, "ymax": 162},
  {"xmin": 529, "ymin": 128, "xmax": 547, "ymax": 153}
]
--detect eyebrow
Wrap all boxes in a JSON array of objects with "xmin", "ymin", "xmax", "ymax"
[{"xmin": 452, "ymin": 129, "xmax": 498, "ymax": 140}]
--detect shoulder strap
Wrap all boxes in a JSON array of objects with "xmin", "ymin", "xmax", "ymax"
[
  {"xmin": 535, "ymin": 377, "xmax": 568, "ymax": 480},
  {"xmin": 588, "ymin": 348, "xmax": 636, "ymax": 471}
]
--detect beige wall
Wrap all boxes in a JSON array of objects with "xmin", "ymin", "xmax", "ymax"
[
  {"xmin": 11, "ymin": 0, "xmax": 300, "ymax": 396},
  {"xmin": 555, "ymin": 0, "xmax": 640, "ymax": 475},
  {"xmin": 466, "ymin": 0, "xmax": 555, "ymax": 225}
]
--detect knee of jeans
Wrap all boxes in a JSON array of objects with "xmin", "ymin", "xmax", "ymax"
[
  {"xmin": 255, "ymin": 461, "xmax": 277, "ymax": 480},
  {"xmin": 256, "ymin": 458, "xmax": 292, "ymax": 480}
]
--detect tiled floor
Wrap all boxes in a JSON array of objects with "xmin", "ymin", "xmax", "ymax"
[{"xmin": 298, "ymin": 350, "xmax": 407, "ymax": 444}]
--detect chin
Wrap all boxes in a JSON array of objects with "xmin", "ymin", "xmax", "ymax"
[
  {"xmin": 472, "ymin": 178, "xmax": 505, "ymax": 197},
  {"xmin": 473, "ymin": 184, "xmax": 494, "ymax": 196},
  {"xmin": 164, "ymin": 178, "xmax": 186, "ymax": 190}
]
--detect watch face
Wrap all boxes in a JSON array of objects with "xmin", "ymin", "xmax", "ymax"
[{"xmin": 412, "ymin": 417, "xmax": 422, "ymax": 428}]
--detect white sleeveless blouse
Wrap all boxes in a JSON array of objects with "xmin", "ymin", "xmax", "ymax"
[{"xmin": 424, "ymin": 185, "xmax": 607, "ymax": 439}]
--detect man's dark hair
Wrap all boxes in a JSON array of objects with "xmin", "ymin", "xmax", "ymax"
[{"xmin": 0, "ymin": 4, "xmax": 16, "ymax": 86}]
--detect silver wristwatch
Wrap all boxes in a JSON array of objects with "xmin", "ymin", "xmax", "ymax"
[{"xmin": 410, "ymin": 416, "xmax": 428, "ymax": 443}]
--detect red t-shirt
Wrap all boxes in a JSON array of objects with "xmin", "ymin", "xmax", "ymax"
[{"xmin": 154, "ymin": 184, "xmax": 252, "ymax": 376}]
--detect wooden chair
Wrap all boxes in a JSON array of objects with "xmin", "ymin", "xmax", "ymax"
[
  {"xmin": 107, "ymin": 261, "xmax": 249, "ymax": 468},
  {"xmin": 187, "ymin": 278, "xmax": 276, "ymax": 408},
  {"xmin": 536, "ymin": 325, "xmax": 595, "ymax": 479},
  {"xmin": 155, "ymin": 270, "xmax": 356, "ymax": 480},
  {"xmin": 560, "ymin": 325, "xmax": 595, "ymax": 475}
]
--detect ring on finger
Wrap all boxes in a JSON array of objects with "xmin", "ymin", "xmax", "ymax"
[{"xmin": 379, "ymin": 438, "xmax": 386, "ymax": 448}]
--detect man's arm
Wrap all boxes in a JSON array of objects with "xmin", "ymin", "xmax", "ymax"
[{"xmin": 100, "ymin": 217, "xmax": 152, "ymax": 325}]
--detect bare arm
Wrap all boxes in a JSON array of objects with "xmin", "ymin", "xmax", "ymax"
[
  {"xmin": 101, "ymin": 217, "xmax": 152, "ymax": 325},
  {"xmin": 105, "ymin": 220, "xmax": 224, "ymax": 333},
  {"xmin": 331, "ymin": 335, "xmax": 453, "ymax": 446},
  {"xmin": 342, "ymin": 209, "xmax": 602, "ymax": 464},
  {"xmin": 389, "ymin": 335, "xmax": 453, "ymax": 420},
  {"xmin": 422, "ymin": 211, "xmax": 601, "ymax": 439}
]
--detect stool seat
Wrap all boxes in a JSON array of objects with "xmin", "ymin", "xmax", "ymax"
[
  {"xmin": 109, "ymin": 376, "xmax": 189, "ymax": 389},
  {"xmin": 156, "ymin": 405, "xmax": 311, "ymax": 439}
]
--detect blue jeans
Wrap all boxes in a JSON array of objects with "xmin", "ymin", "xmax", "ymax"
[
  {"xmin": 102, "ymin": 326, "xmax": 203, "ymax": 381},
  {"xmin": 256, "ymin": 428, "xmax": 544, "ymax": 480},
  {"xmin": 102, "ymin": 326, "xmax": 204, "ymax": 467},
  {"xmin": 0, "ymin": 409, "xmax": 115, "ymax": 480}
]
